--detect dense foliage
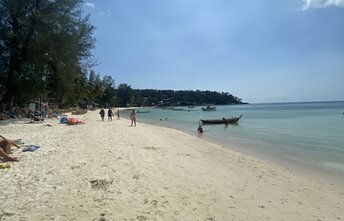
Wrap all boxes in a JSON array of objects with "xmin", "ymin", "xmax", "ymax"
[
  {"xmin": 130, "ymin": 89, "xmax": 244, "ymax": 106},
  {"xmin": 0, "ymin": 0, "xmax": 245, "ymax": 109},
  {"xmin": 0, "ymin": 0, "xmax": 95, "ymax": 107}
]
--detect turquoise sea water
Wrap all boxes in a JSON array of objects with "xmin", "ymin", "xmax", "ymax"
[{"xmin": 123, "ymin": 101, "xmax": 344, "ymax": 180}]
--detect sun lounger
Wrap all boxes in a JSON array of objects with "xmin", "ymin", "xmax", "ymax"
[
  {"xmin": 2, "ymin": 110, "xmax": 18, "ymax": 119},
  {"xmin": 30, "ymin": 113, "xmax": 44, "ymax": 122}
]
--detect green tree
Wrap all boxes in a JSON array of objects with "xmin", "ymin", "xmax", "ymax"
[
  {"xmin": 0, "ymin": 0, "xmax": 95, "ymax": 107},
  {"xmin": 86, "ymin": 70, "xmax": 104, "ymax": 104},
  {"xmin": 100, "ymin": 75, "xmax": 116, "ymax": 107},
  {"xmin": 116, "ymin": 83, "xmax": 132, "ymax": 107}
]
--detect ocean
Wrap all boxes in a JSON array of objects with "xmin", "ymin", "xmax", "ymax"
[{"xmin": 122, "ymin": 101, "xmax": 344, "ymax": 181}]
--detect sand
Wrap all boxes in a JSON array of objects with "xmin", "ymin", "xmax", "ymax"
[{"xmin": 0, "ymin": 110, "xmax": 343, "ymax": 221}]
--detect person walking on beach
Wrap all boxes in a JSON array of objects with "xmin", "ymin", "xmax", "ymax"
[
  {"xmin": 0, "ymin": 137, "xmax": 18, "ymax": 162},
  {"xmin": 99, "ymin": 108, "xmax": 105, "ymax": 121},
  {"xmin": 130, "ymin": 110, "xmax": 136, "ymax": 127},
  {"xmin": 117, "ymin": 109, "xmax": 120, "ymax": 120},
  {"xmin": 108, "ymin": 108, "xmax": 113, "ymax": 122}
]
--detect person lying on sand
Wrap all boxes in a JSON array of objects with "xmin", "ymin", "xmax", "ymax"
[
  {"xmin": 67, "ymin": 117, "xmax": 85, "ymax": 125},
  {"xmin": 0, "ymin": 138, "xmax": 18, "ymax": 162}
]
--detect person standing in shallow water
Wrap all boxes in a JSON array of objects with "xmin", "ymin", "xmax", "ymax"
[
  {"xmin": 108, "ymin": 108, "xmax": 113, "ymax": 122},
  {"xmin": 130, "ymin": 110, "xmax": 136, "ymax": 127},
  {"xmin": 99, "ymin": 108, "xmax": 105, "ymax": 121},
  {"xmin": 197, "ymin": 125, "xmax": 203, "ymax": 133}
]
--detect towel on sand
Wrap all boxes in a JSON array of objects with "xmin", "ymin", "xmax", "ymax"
[{"xmin": 22, "ymin": 145, "xmax": 40, "ymax": 152}]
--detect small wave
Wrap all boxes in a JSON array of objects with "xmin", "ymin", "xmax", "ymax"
[{"xmin": 322, "ymin": 162, "xmax": 344, "ymax": 171}]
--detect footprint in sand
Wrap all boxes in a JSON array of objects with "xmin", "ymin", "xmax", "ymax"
[
  {"xmin": 150, "ymin": 200, "xmax": 158, "ymax": 206},
  {"xmin": 90, "ymin": 179, "xmax": 113, "ymax": 190},
  {"xmin": 143, "ymin": 146, "xmax": 158, "ymax": 151},
  {"xmin": 136, "ymin": 215, "xmax": 147, "ymax": 221}
]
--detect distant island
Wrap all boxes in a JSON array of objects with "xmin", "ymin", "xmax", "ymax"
[{"xmin": 129, "ymin": 89, "xmax": 246, "ymax": 107}]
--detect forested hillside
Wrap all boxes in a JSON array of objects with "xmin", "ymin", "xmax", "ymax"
[{"xmin": 131, "ymin": 89, "xmax": 244, "ymax": 106}]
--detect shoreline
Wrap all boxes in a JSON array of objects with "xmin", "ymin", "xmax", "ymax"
[
  {"xmin": 201, "ymin": 132, "xmax": 344, "ymax": 186},
  {"xmin": 121, "ymin": 108, "xmax": 344, "ymax": 187},
  {"xmin": 1, "ymin": 110, "xmax": 343, "ymax": 220}
]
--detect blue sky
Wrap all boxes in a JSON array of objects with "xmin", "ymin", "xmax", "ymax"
[{"xmin": 84, "ymin": 0, "xmax": 344, "ymax": 103}]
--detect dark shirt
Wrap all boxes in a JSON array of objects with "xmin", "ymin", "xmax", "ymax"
[
  {"xmin": 99, "ymin": 109, "xmax": 105, "ymax": 117},
  {"xmin": 108, "ymin": 109, "xmax": 113, "ymax": 117}
]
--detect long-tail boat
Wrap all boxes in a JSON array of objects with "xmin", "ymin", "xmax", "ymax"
[
  {"xmin": 201, "ymin": 106, "xmax": 216, "ymax": 111},
  {"xmin": 200, "ymin": 114, "xmax": 243, "ymax": 125}
]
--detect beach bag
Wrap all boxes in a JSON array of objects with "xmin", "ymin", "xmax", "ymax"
[{"xmin": 60, "ymin": 116, "xmax": 68, "ymax": 124}]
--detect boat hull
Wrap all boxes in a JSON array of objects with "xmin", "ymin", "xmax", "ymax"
[
  {"xmin": 200, "ymin": 115, "xmax": 243, "ymax": 125},
  {"xmin": 201, "ymin": 107, "xmax": 216, "ymax": 111}
]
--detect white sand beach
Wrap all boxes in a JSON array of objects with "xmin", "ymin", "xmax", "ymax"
[{"xmin": 0, "ymin": 110, "xmax": 343, "ymax": 221}]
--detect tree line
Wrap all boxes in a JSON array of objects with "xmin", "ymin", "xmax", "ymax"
[
  {"xmin": 0, "ymin": 0, "xmax": 244, "ymax": 110},
  {"xmin": 129, "ymin": 89, "xmax": 244, "ymax": 107},
  {"xmin": 0, "ymin": 0, "xmax": 96, "ymax": 108}
]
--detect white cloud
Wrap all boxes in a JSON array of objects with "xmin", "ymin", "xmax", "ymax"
[
  {"xmin": 85, "ymin": 2, "xmax": 95, "ymax": 8},
  {"xmin": 302, "ymin": 0, "xmax": 344, "ymax": 10},
  {"xmin": 99, "ymin": 6, "xmax": 111, "ymax": 17}
]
